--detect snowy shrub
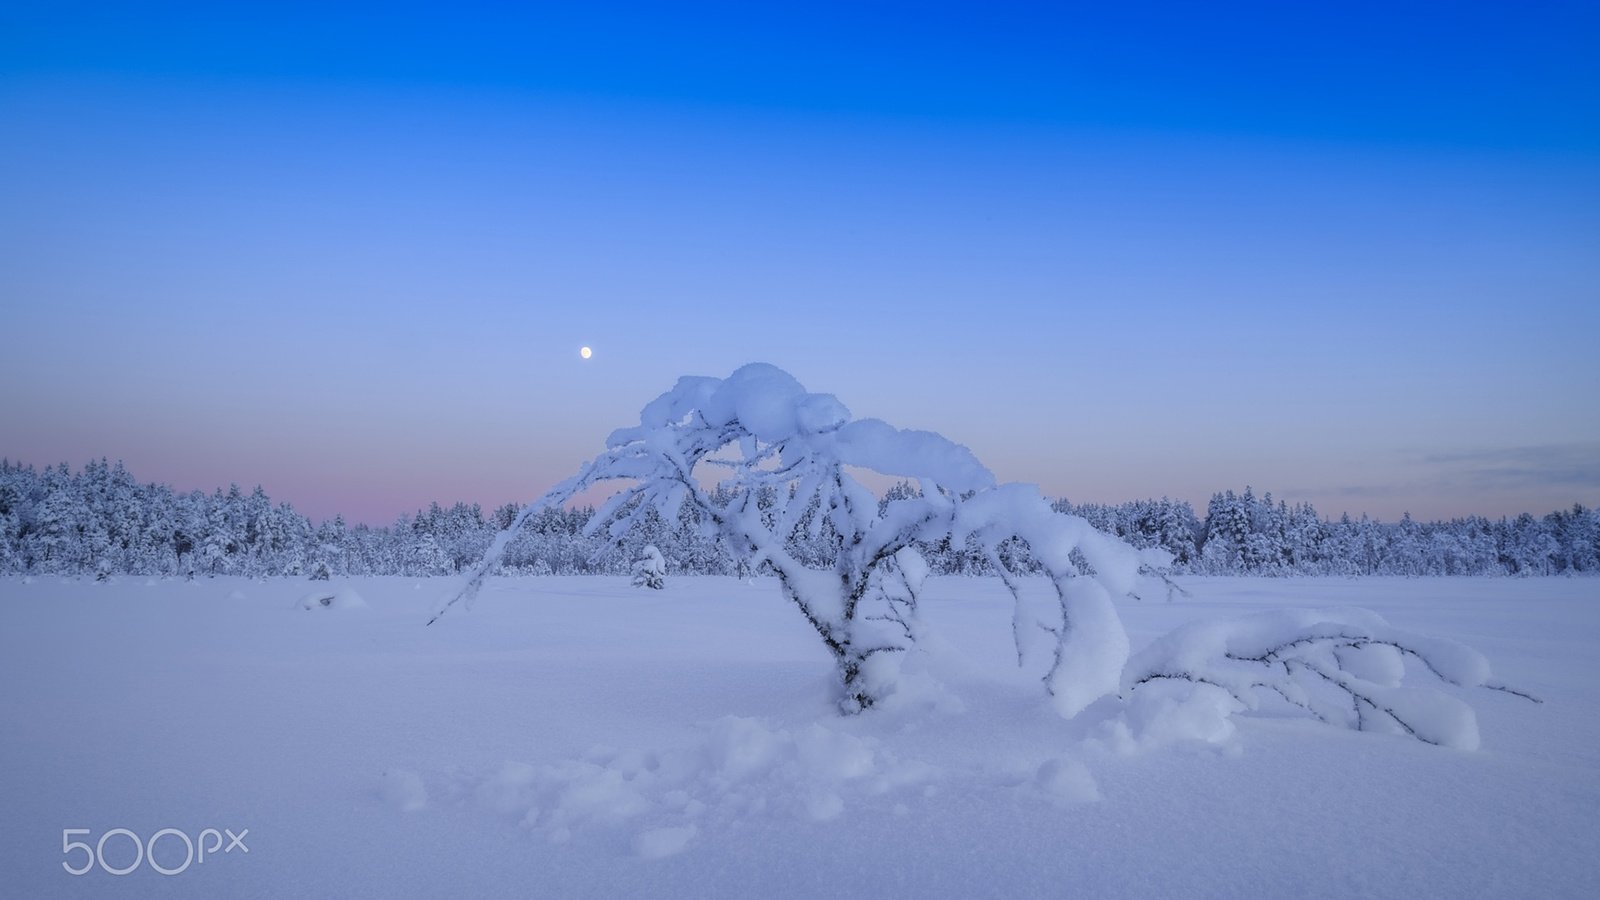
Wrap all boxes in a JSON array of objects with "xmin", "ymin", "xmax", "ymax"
[
  {"xmin": 434, "ymin": 363, "xmax": 1164, "ymax": 714},
  {"xmin": 298, "ymin": 585, "xmax": 367, "ymax": 611},
  {"xmin": 632, "ymin": 545, "xmax": 667, "ymax": 589},
  {"xmin": 1120, "ymin": 607, "xmax": 1539, "ymax": 749}
]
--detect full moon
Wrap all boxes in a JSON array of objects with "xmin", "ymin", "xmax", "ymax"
[{"xmin": 580, "ymin": 346, "xmax": 592, "ymax": 359}]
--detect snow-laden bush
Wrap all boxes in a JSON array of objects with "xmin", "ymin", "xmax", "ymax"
[
  {"xmin": 434, "ymin": 363, "xmax": 1164, "ymax": 714},
  {"xmin": 299, "ymin": 585, "xmax": 367, "ymax": 611},
  {"xmin": 1121, "ymin": 607, "xmax": 1539, "ymax": 749},
  {"xmin": 632, "ymin": 545, "xmax": 666, "ymax": 590}
]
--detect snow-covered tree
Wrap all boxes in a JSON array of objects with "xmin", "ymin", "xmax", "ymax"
[
  {"xmin": 1198, "ymin": 489, "xmax": 1251, "ymax": 574},
  {"xmin": 434, "ymin": 363, "xmax": 1161, "ymax": 714},
  {"xmin": 1547, "ymin": 504, "xmax": 1598, "ymax": 573},
  {"xmin": 631, "ymin": 544, "xmax": 667, "ymax": 589},
  {"xmin": 0, "ymin": 508, "xmax": 17, "ymax": 573}
]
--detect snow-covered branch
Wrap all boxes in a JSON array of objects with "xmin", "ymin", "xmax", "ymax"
[{"xmin": 1120, "ymin": 607, "xmax": 1537, "ymax": 749}]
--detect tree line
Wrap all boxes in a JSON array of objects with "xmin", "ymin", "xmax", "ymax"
[{"xmin": 1, "ymin": 460, "xmax": 1595, "ymax": 579}]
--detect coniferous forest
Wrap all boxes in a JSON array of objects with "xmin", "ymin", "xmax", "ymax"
[{"xmin": 1, "ymin": 459, "xmax": 1594, "ymax": 579}]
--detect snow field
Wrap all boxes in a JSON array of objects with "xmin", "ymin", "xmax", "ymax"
[{"xmin": 1, "ymin": 575, "xmax": 1596, "ymax": 898}]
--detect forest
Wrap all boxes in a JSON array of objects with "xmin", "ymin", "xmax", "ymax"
[{"xmin": 1, "ymin": 459, "xmax": 1595, "ymax": 579}]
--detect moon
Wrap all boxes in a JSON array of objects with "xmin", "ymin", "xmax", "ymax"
[{"xmin": 580, "ymin": 346, "xmax": 592, "ymax": 359}]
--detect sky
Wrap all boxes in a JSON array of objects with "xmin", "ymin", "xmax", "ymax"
[{"xmin": 2, "ymin": 1, "xmax": 1597, "ymax": 525}]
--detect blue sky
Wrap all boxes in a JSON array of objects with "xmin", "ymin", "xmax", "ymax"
[{"xmin": 3, "ymin": 1, "xmax": 1597, "ymax": 524}]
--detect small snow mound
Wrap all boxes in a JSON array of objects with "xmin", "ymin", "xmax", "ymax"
[
  {"xmin": 298, "ymin": 586, "xmax": 367, "ymax": 611},
  {"xmin": 1034, "ymin": 757, "xmax": 1100, "ymax": 804},
  {"xmin": 704, "ymin": 716, "xmax": 787, "ymax": 781},
  {"xmin": 547, "ymin": 764, "xmax": 650, "ymax": 825},
  {"xmin": 381, "ymin": 769, "xmax": 427, "ymax": 812},
  {"xmin": 1109, "ymin": 680, "xmax": 1243, "ymax": 752},
  {"xmin": 228, "ymin": 590, "xmax": 247, "ymax": 601},
  {"xmin": 803, "ymin": 791, "xmax": 845, "ymax": 821},
  {"xmin": 634, "ymin": 824, "xmax": 697, "ymax": 860},
  {"xmin": 475, "ymin": 762, "xmax": 538, "ymax": 816},
  {"xmin": 794, "ymin": 724, "xmax": 876, "ymax": 781}
]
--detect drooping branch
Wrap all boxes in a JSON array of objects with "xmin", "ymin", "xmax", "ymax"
[
  {"xmin": 426, "ymin": 460, "xmax": 598, "ymax": 625},
  {"xmin": 1121, "ymin": 607, "xmax": 1537, "ymax": 749}
]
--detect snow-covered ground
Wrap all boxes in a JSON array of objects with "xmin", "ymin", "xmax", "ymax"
[{"xmin": 2, "ymin": 575, "xmax": 1596, "ymax": 898}]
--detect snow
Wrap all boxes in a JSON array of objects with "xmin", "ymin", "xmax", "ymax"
[
  {"xmin": 1364, "ymin": 685, "xmax": 1481, "ymax": 750},
  {"xmin": 619, "ymin": 364, "xmax": 851, "ymax": 447},
  {"xmin": 380, "ymin": 769, "xmax": 428, "ymax": 812},
  {"xmin": 1107, "ymin": 678, "xmax": 1245, "ymax": 749},
  {"xmin": 1046, "ymin": 574, "xmax": 1130, "ymax": 718},
  {"xmin": 1120, "ymin": 605, "xmax": 1501, "ymax": 748},
  {"xmin": 832, "ymin": 418, "xmax": 994, "ymax": 495},
  {"xmin": 296, "ymin": 584, "xmax": 367, "ymax": 610},
  {"xmin": 3, "ymin": 575, "xmax": 1598, "ymax": 898},
  {"xmin": 1032, "ymin": 755, "xmax": 1100, "ymax": 804},
  {"xmin": 634, "ymin": 825, "xmax": 697, "ymax": 860},
  {"xmin": 953, "ymin": 483, "xmax": 1146, "ymax": 717},
  {"xmin": 609, "ymin": 363, "xmax": 993, "ymax": 495}
]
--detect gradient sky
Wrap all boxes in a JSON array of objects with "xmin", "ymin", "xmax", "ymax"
[{"xmin": 3, "ymin": 1, "xmax": 1597, "ymax": 525}]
